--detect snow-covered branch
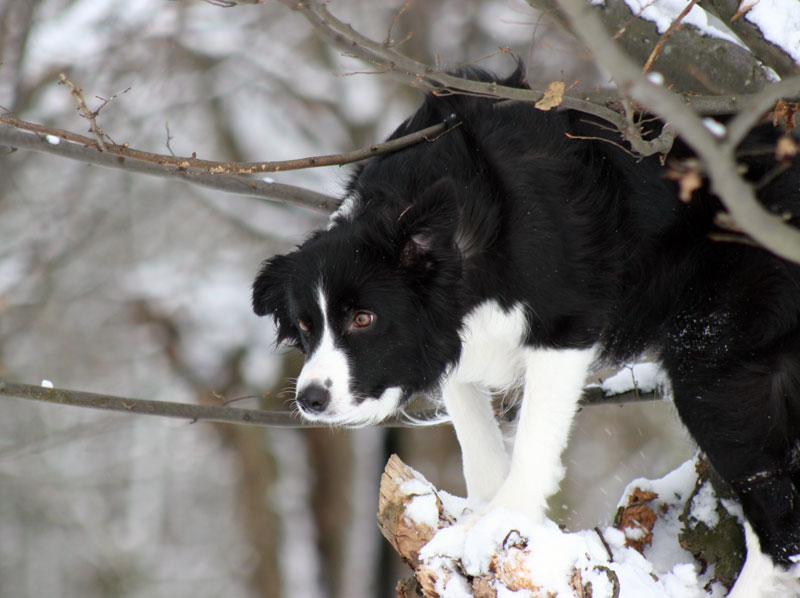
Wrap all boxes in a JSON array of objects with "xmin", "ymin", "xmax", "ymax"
[{"xmin": 379, "ymin": 454, "xmax": 746, "ymax": 597}]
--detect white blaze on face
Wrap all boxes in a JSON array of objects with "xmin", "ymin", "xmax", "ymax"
[
  {"xmin": 296, "ymin": 286, "xmax": 352, "ymax": 417},
  {"xmin": 295, "ymin": 285, "xmax": 403, "ymax": 426}
]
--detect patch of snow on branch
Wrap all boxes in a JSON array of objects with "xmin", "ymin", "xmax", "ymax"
[
  {"xmin": 405, "ymin": 494, "xmax": 440, "ymax": 529},
  {"xmin": 601, "ymin": 362, "xmax": 670, "ymax": 397},
  {"xmin": 622, "ymin": 0, "xmax": 745, "ymax": 48},
  {"xmin": 744, "ymin": 0, "xmax": 800, "ymax": 63},
  {"xmin": 703, "ymin": 117, "xmax": 727, "ymax": 138}
]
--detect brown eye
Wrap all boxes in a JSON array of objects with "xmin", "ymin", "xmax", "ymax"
[
  {"xmin": 297, "ymin": 318, "xmax": 310, "ymax": 333},
  {"xmin": 352, "ymin": 311, "xmax": 374, "ymax": 329}
]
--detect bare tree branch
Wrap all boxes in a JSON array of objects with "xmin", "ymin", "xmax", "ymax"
[
  {"xmin": 280, "ymin": 0, "xmax": 634, "ymax": 130},
  {"xmin": 0, "ymin": 379, "xmax": 350, "ymax": 429},
  {"xmin": 0, "ymin": 379, "xmax": 660, "ymax": 430},
  {"xmin": 0, "ymin": 123, "xmax": 340, "ymax": 212},
  {"xmin": 0, "ymin": 115, "xmax": 458, "ymax": 213},
  {"xmin": 280, "ymin": 0, "xmax": 796, "ymax": 159},
  {"xmin": 57, "ymin": 73, "xmax": 115, "ymax": 151},
  {"xmin": 0, "ymin": 112, "xmax": 448, "ymax": 175}
]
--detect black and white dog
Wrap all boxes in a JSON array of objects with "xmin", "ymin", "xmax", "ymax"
[{"xmin": 252, "ymin": 69, "xmax": 800, "ymax": 593}]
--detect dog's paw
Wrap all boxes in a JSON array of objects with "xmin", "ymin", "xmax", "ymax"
[{"xmin": 419, "ymin": 505, "xmax": 541, "ymax": 576}]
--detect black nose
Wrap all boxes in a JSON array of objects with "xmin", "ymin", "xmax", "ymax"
[{"xmin": 297, "ymin": 385, "xmax": 330, "ymax": 414}]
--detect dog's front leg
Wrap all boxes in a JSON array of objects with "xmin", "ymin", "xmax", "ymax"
[
  {"xmin": 489, "ymin": 347, "xmax": 595, "ymax": 520},
  {"xmin": 442, "ymin": 380, "xmax": 509, "ymax": 502}
]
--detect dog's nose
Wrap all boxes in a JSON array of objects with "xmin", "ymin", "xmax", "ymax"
[{"xmin": 297, "ymin": 385, "xmax": 330, "ymax": 414}]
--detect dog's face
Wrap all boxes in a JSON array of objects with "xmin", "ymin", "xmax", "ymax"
[{"xmin": 252, "ymin": 181, "xmax": 464, "ymax": 425}]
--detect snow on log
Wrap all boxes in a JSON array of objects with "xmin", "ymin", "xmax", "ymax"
[{"xmin": 378, "ymin": 454, "xmax": 746, "ymax": 597}]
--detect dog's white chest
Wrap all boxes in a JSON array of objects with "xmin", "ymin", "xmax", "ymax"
[{"xmin": 451, "ymin": 301, "xmax": 528, "ymax": 389}]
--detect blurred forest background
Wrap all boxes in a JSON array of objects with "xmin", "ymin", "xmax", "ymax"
[{"xmin": 0, "ymin": 1, "xmax": 696, "ymax": 597}]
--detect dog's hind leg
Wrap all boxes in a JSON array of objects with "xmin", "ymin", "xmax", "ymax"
[
  {"xmin": 665, "ymin": 345, "xmax": 800, "ymax": 594},
  {"xmin": 488, "ymin": 346, "xmax": 596, "ymax": 521},
  {"xmin": 442, "ymin": 380, "xmax": 509, "ymax": 502}
]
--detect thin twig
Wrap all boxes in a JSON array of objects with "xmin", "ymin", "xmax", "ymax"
[
  {"xmin": 611, "ymin": 0, "xmax": 660, "ymax": 40},
  {"xmin": 165, "ymin": 122, "xmax": 176, "ymax": 156},
  {"xmin": 565, "ymin": 132, "xmax": 639, "ymax": 158},
  {"xmin": 642, "ymin": 0, "xmax": 699, "ymax": 73},
  {"xmin": 58, "ymin": 73, "xmax": 109, "ymax": 151},
  {"xmin": 384, "ymin": 1, "xmax": 413, "ymax": 47},
  {"xmin": 594, "ymin": 526, "xmax": 615, "ymax": 562},
  {"xmin": 94, "ymin": 86, "xmax": 131, "ymax": 114}
]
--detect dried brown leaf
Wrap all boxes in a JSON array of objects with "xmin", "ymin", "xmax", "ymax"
[
  {"xmin": 773, "ymin": 100, "xmax": 800, "ymax": 130},
  {"xmin": 535, "ymin": 81, "xmax": 565, "ymax": 111},
  {"xmin": 616, "ymin": 488, "xmax": 659, "ymax": 553}
]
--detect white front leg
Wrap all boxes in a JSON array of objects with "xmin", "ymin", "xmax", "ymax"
[
  {"xmin": 442, "ymin": 380, "xmax": 509, "ymax": 502},
  {"xmin": 490, "ymin": 347, "xmax": 596, "ymax": 520}
]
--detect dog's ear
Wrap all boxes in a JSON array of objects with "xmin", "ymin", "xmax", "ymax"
[
  {"xmin": 399, "ymin": 178, "xmax": 458, "ymax": 269},
  {"xmin": 252, "ymin": 253, "xmax": 296, "ymax": 344}
]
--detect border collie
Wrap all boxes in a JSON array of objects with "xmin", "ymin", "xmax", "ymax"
[{"xmin": 252, "ymin": 69, "xmax": 800, "ymax": 594}]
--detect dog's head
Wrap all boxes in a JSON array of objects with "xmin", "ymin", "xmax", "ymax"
[{"xmin": 252, "ymin": 180, "xmax": 464, "ymax": 425}]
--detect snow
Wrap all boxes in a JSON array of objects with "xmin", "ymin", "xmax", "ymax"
[
  {"xmin": 40, "ymin": 379, "xmax": 54, "ymax": 388},
  {"xmin": 600, "ymin": 362, "xmax": 670, "ymax": 396},
  {"xmin": 703, "ymin": 117, "xmax": 727, "ymax": 138},
  {"xmin": 400, "ymin": 477, "xmax": 433, "ymax": 497},
  {"xmin": 617, "ymin": 459, "xmax": 700, "ymax": 575},
  {"xmin": 438, "ymin": 490, "xmax": 471, "ymax": 519},
  {"xmin": 405, "ymin": 494, "xmax": 440, "ymax": 529},
  {"xmin": 415, "ymin": 455, "xmax": 732, "ymax": 597},
  {"xmin": 761, "ymin": 64, "xmax": 781, "ymax": 82},
  {"xmin": 688, "ymin": 479, "xmax": 720, "ymax": 528},
  {"xmin": 745, "ymin": 0, "xmax": 800, "ymax": 63},
  {"xmin": 621, "ymin": 0, "xmax": 745, "ymax": 47}
]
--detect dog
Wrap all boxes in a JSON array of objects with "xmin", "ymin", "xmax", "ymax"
[{"xmin": 252, "ymin": 68, "xmax": 800, "ymax": 594}]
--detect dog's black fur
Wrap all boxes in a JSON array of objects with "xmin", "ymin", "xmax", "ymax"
[{"xmin": 253, "ymin": 68, "xmax": 800, "ymax": 566}]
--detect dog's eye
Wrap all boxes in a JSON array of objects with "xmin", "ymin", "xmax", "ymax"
[
  {"xmin": 297, "ymin": 318, "xmax": 311, "ymax": 334},
  {"xmin": 352, "ymin": 311, "xmax": 374, "ymax": 329}
]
